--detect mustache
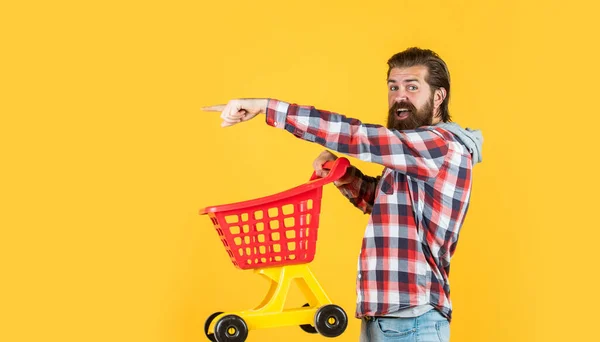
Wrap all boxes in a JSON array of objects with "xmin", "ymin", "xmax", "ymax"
[{"xmin": 388, "ymin": 101, "xmax": 417, "ymax": 116}]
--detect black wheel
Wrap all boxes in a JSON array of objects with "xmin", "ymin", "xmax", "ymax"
[
  {"xmin": 299, "ymin": 303, "xmax": 317, "ymax": 334},
  {"xmin": 213, "ymin": 314, "xmax": 248, "ymax": 342},
  {"xmin": 204, "ymin": 312, "xmax": 223, "ymax": 342},
  {"xmin": 314, "ymin": 305, "xmax": 348, "ymax": 338}
]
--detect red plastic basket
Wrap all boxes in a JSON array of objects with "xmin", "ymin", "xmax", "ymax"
[{"xmin": 200, "ymin": 158, "xmax": 349, "ymax": 270}]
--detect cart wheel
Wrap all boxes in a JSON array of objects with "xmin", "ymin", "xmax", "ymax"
[
  {"xmin": 204, "ymin": 312, "xmax": 224, "ymax": 342},
  {"xmin": 314, "ymin": 305, "xmax": 348, "ymax": 338},
  {"xmin": 299, "ymin": 303, "xmax": 317, "ymax": 334},
  {"xmin": 213, "ymin": 314, "xmax": 248, "ymax": 342}
]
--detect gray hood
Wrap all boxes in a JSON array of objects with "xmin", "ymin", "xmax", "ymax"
[{"xmin": 436, "ymin": 122, "xmax": 483, "ymax": 164}]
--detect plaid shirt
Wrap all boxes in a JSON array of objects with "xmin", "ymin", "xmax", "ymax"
[{"xmin": 265, "ymin": 100, "xmax": 475, "ymax": 321}]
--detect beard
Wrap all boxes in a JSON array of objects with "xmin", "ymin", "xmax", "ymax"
[{"xmin": 386, "ymin": 96, "xmax": 435, "ymax": 131}]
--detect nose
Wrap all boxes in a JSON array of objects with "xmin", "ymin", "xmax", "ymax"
[
  {"xmin": 394, "ymin": 94, "xmax": 408, "ymax": 103},
  {"xmin": 391, "ymin": 88, "xmax": 408, "ymax": 103}
]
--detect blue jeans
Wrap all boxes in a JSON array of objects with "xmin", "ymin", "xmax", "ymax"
[{"xmin": 359, "ymin": 310, "xmax": 450, "ymax": 342}]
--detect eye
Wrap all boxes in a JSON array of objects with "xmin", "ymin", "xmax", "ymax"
[
  {"xmin": 408, "ymin": 85, "xmax": 418, "ymax": 91},
  {"xmin": 390, "ymin": 85, "xmax": 399, "ymax": 91}
]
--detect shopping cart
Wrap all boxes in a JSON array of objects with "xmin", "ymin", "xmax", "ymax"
[{"xmin": 199, "ymin": 157, "xmax": 351, "ymax": 342}]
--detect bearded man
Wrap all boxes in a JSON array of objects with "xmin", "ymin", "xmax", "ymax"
[{"xmin": 203, "ymin": 47, "xmax": 483, "ymax": 342}]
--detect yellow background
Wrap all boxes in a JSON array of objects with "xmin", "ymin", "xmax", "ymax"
[{"xmin": 2, "ymin": 0, "xmax": 599, "ymax": 341}]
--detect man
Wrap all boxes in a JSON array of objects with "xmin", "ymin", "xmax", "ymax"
[{"xmin": 203, "ymin": 47, "xmax": 483, "ymax": 342}]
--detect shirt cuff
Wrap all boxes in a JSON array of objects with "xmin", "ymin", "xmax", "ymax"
[{"xmin": 265, "ymin": 99, "xmax": 289, "ymax": 129}]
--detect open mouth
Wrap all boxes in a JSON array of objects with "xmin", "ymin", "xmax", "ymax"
[{"xmin": 395, "ymin": 108, "xmax": 411, "ymax": 120}]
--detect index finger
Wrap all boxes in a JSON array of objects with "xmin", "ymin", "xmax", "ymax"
[
  {"xmin": 313, "ymin": 162, "xmax": 321, "ymax": 173},
  {"xmin": 201, "ymin": 104, "xmax": 226, "ymax": 112}
]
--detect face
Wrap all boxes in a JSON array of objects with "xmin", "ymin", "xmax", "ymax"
[{"xmin": 386, "ymin": 65, "xmax": 439, "ymax": 131}]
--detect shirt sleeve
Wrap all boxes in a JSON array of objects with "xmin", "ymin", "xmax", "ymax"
[
  {"xmin": 335, "ymin": 166, "xmax": 380, "ymax": 214},
  {"xmin": 265, "ymin": 99, "xmax": 450, "ymax": 181}
]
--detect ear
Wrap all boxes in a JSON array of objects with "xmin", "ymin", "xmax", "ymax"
[{"xmin": 433, "ymin": 87, "xmax": 447, "ymax": 116}]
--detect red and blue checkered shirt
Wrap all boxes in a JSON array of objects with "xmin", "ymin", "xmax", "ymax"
[{"xmin": 265, "ymin": 99, "xmax": 477, "ymax": 321}]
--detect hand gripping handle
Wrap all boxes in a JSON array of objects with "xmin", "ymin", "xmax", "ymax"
[{"xmin": 309, "ymin": 157, "xmax": 350, "ymax": 183}]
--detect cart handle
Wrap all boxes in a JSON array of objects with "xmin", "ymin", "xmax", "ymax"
[
  {"xmin": 309, "ymin": 158, "xmax": 350, "ymax": 182},
  {"xmin": 199, "ymin": 157, "xmax": 350, "ymax": 215}
]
